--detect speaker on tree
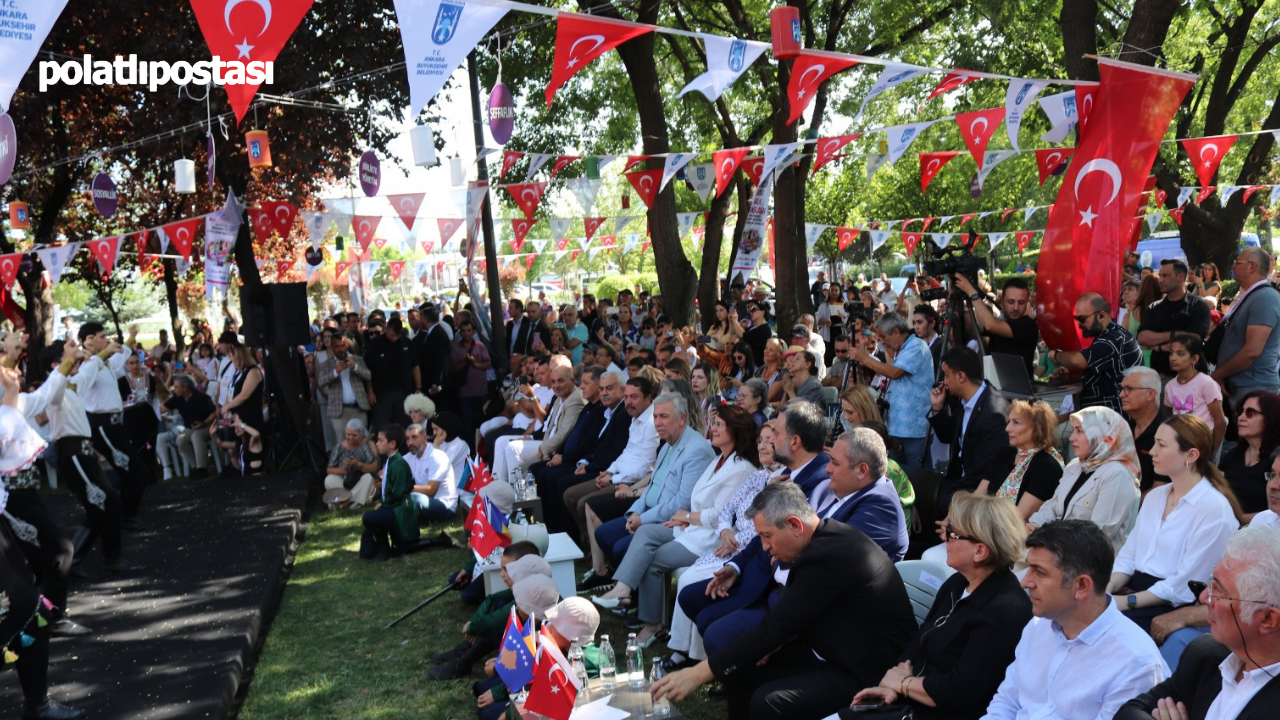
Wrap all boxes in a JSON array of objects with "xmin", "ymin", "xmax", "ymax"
[{"xmin": 239, "ymin": 282, "xmax": 310, "ymax": 346}]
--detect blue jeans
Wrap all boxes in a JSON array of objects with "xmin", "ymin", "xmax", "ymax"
[
  {"xmin": 1160, "ymin": 626, "xmax": 1210, "ymax": 671},
  {"xmin": 411, "ymin": 492, "xmax": 456, "ymax": 523},
  {"xmin": 594, "ymin": 516, "xmax": 636, "ymax": 568},
  {"xmin": 893, "ymin": 435, "xmax": 930, "ymax": 471}
]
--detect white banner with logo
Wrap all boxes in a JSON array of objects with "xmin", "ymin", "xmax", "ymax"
[
  {"xmin": 1005, "ymin": 79, "xmax": 1048, "ymax": 151},
  {"xmin": 204, "ymin": 191, "xmax": 242, "ymax": 302},
  {"xmin": 728, "ymin": 172, "xmax": 774, "ymax": 284},
  {"xmin": 678, "ymin": 34, "xmax": 768, "ymax": 101},
  {"xmin": 0, "ymin": 0, "xmax": 70, "ymax": 111},
  {"xmin": 393, "ymin": 0, "xmax": 509, "ymax": 115}
]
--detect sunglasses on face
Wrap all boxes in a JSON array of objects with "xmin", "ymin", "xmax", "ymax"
[
  {"xmin": 945, "ymin": 522, "xmax": 976, "ymax": 543},
  {"xmin": 1240, "ymin": 407, "xmax": 1263, "ymax": 419},
  {"xmin": 1073, "ymin": 312, "xmax": 1099, "ymax": 324}
]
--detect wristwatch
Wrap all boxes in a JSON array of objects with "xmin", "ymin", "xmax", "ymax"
[
  {"xmin": 969, "ymin": 292, "xmax": 984, "ymax": 302},
  {"xmin": 1127, "ymin": 594, "xmax": 1139, "ymax": 609}
]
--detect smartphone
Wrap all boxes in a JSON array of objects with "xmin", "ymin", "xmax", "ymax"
[
  {"xmin": 850, "ymin": 698, "xmax": 886, "ymax": 712},
  {"xmin": 174, "ymin": 361, "xmax": 185, "ymax": 370}
]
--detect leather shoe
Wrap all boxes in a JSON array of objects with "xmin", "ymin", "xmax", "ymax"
[
  {"xmin": 105, "ymin": 557, "xmax": 143, "ymax": 574},
  {"xmin": 21, "ymin": 698, "xmax": 85, "ymax": 720},
  {"xmin": 50, "ymin": 619, "xmax": 93, "ymax": 637},
  {"xmin": 427, "ymin": 660, "xmax": 469, "ymax": 680},
  {"xmin": 431, "ymin": 641, "xmax": 470, "ymax": 664},
  {"xmin": 708, "ymin": 682, "xmax": 728, "ymax": 698},
  {"xmin": 591, "ymin": 595, "xmax": 626, "ymax": 610}
]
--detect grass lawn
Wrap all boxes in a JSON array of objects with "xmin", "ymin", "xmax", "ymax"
[{"xmin": 239, "ymin": 505, "xmax": 724, "ymax": 720}]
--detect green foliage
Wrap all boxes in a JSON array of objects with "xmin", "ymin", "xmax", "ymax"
[
  {"xmin": 992, "ymin": 273, "xmax": 1037, "ymax": 294},
  {"xmin": 81, "ymin": 275, "xmax": 165, "ymax": 328},
  {"xmin": 51, "ymin": 281, "xmax": 92, "ymax": 312},
  {"xmin": 594, "ymin": 275, "xmax": 637, "ymax": 302},
  {"xmin": 1220, "ymin": 279, "xmax": 1239, "ymax": 301}
]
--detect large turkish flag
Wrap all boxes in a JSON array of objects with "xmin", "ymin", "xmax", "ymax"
[{"xmin": 1036, "ymin": 59, "xmax": 1194, "ymax": 351}]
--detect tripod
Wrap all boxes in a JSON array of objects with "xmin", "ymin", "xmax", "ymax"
[
  {"xmin": 263, "ymin": 345, "xmax": 323, "ymax": 476},
  {"xmin": 919, "ymin": 278, "xmax": 989, "ymax": 472}
]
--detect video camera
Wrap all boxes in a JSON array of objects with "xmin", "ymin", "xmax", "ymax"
[{"xmin": 922, "ymin": 246, "xmax": 985, "ymax": 291}]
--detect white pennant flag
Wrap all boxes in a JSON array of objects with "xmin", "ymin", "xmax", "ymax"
[
  {"xmin": 35, "ymin": 242, "xmax": 77, "ymax": 284},
  {"xmin": 531, "ymin": 239, "xmax": 549, "ymax": 253},
  {"xmin": 805, "ymin": 223, "xmax": 830, "ymax": 250},
  {"xmin": 686, "ymin": 163, "xmax": 716, "ymax": 201},
  {"xmin": 595, "ymin": 155, "xmax": 620, "ymax": 175},
  {"xmin": 1177, "ymin": 186, "xmax": 1195, "ymax": 207},
  {"xmin": 393, "ymin": 0, "xmax": 509, "ymax": 116},
  {"xmin": 565, "ymin": 177, "xmax": 603, "ymax": 213},
  {"xmin": 940, "ymin": 215, "xmax": 956, "ymax": 225},
  {"xmin": 1005, "ymin": 79, "xmax": 1049, "ymax": 151},
  {"xmin": 884, "ymin": 121, "xmax": 937, "ymax": 165},
  {"xmin": 305, "ymin": 262, "xmax": 320, "ymax": 281},
  {"xmin": 464, "ymin": 182, "xmax": 488, "ymax": 229},
  {"xmin": 866, "ymin": 153, "xmax": 891, "ymax": 181},
  {"xmin": 678, "ymin": 34, "xmax": 769, "ymax": 101},
  {"xmin": 525, "ymin": 153, "xmax": 553, "ymax": 180},
  {"xmin": 987, "ymin": 232, "xmax": 1009, "ymax": 250},
  {"xmin": 615, "ymin": 216, "xmax": 639, "ymax": 234},
  {"xmin": 1145, "ymin": 212, "xmax": 1164, "ymax": 232},
  {"xmin": 623, "ymin": 235, "xmax": 639, "ymax": 253},
  {"xmin": 660, "ymin": 152, "xmax": 699, "ymax": 192},
  {"xmin": 1270, "ymin": 185, "xmax": 1280, "ymax": 206},
  {"xmin": 930, "ymin": 233, "xmax": 953, "ymax": 249},
  {"xmin": 978, "ymin": 211, "xmax": 995, "ymax": 220},
  {"xmin": 677, "ymin": 212, "xmax": 699, "ymax": 239},
  {"xmin": 855, "ymin": 64, "xmax": 928, "ymax": 124},
  {"xmin": 759, "ymin": 142, "xmax": 804, "ymax": 182},
  {"xmin": 976, "ymin": 150, "xmax": 1019, "ymax": 189},
  {"xmin": 869, "ymin": 230, "xmax": 891, "ymax": 252},
  {"xmin": 549, "ymin": 218, "xmax": 572, "ymax": 240},
  {"xmin": 300, "ymin": 211, "xmax": 333, "ymax": 249},
  {"xmin": 578, "ymin": 237, "xmax": 593, "ymax": 251},
  {"xmin": 1023, "ymin": 207, "xmax": 1038, "ymax": 224},
  {"xmin": 155, "ymin": 228, "xmax": 171, "ymax": 256},
  {"xmin": 175, "ymin": 256, "xmax": 191, "ymax": 277},
  {"xmin": 1037, "ymin": 89, "xmax": 1078, "ymax": 144},
  {"xmin": 415, "ymin": 260, "xmax": 430, "ymax": 279},
  {"xmin": 884, "ymin": 220, "xmax": 902, "ymax": 231},
  {"xmin": 589, "ymin": 246, "xmax": 605, "ymax": 259},
  {"xmin": 0, "ymin": 0, "xmax": 70, "ymax": 112},
  {"xmin": 1220, "ymin": 186, "xmax": 1242, "ymax": 203}
]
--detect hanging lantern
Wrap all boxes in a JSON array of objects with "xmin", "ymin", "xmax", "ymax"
[
  {"xmin": 449, "ymin": 156, "xmax": 465, "ymax": 186},
  {"xmin": 175, "ymin": 159, "xmax": 196, "ymax": 194},
  {"xmin": 770, "ymin": 6, "xmax": 802, "ymax": 59},
  {"xmin": 488, "ymin": 82, "xmax": 515, "ymax": 145},
  {"xmin": 9, "ymin": 201, "xmax": 29, "ymax": 229},
  {"xmin": 410, "ymin": 124, "xmax": 436, "ymax": 167},
  {"xmin": 245, "ymin": 129, "xmax": 272, "ymax": 168}
]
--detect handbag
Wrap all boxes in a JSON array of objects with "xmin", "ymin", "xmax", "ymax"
[{"xmin": 1205, "ymin": 283, "xmax": 1276, "ymax": 364}]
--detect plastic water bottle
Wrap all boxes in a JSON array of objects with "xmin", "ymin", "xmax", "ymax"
[
  {"xmin": 598, "ymin": 635, "xmax": 617, "ymax": 689},
  {"xmin": 570, "ymin": 638, "xmax": 589, "ymax": 698},
  {"xmin": 626, "ymin": 633, "xmax": 643, "ymax": 687},
  {"xmin": 649, "ymin": 657, "xmax": 670, "ymax": 715}
]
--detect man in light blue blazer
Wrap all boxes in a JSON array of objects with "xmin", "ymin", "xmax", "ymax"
[{"xmin": 594, "ymin": 392, "xmax": 716, "ymax": 566}]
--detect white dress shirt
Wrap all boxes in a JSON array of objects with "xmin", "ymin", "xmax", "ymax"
[
  {"xmin": 981, "ymin": 600, "xmax": 1168, "ymax": 720},
  {"xmin": 513, "ymin": 384, "xmax": 554, "ymax": 431},
  {"xmin": 1250, "ymin": 510, "xmax": 1280, "ymax": 527},
  {"xmin": 337, "ymin": 365, "xmax": 357, "ymax": 405},
  {"xmin": 46, "ymin": 381, "xmax": 92, "ymax": 441},
  {"xmin": 407, "ymin": 446, "xmax": 458, "ymax": 511},
  {"xmin": 1204, "ymin": 654, "xmax": 1280, "ymax": 720},
  {"xmin": 606, "ymin": 404, "xmax": 659, "ymax": 484},
  {"xmin": 1113, "ymin": 478, "xmax": 1240, "ymax": 606},
  {"xmin": 17, "ymin": 368, "xmax": 69, "ymax": 421},
  {"xmin": 216, "ymin": 356, "xmax": 236, "ymax": 405},
  {"xmin": 71, "ymin": 351, "xmax": 128, "ymax": 414}
]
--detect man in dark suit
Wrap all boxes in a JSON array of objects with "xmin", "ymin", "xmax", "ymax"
[
  {"xmin": 508, "ymin": 299, "xmax": 551, "ymax": 357},
  {"xmin": 652, "ymin": 482, "xmax": 917, "ymax": 720},
  {"xmin": 928, "ymin": 346, "xmax": 1014, "ymax": 519},
  {"xmin": 1116, "ymin": 526, "xmax": 1280, "ymax": 720},
  {"xmin": 414, "ymin": 304, "xmax": 453, "ymax": 410},
  {"xmin": 529, "ymin": 366, "xmax": 605, "ymax": 530}
]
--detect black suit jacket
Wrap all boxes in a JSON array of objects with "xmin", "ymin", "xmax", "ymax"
[
  {"xmin": 414, "ymin": 323, "xmax": 452, "ymax": 391},
  {"xmin": 582, "ymin": 405, "xmax": 632, "ymax": 473},
  {"xmin": 708, "ymin": 520, "xmax": 917, "ymax": 689},
  {"xmin": 1116, "ymin": 635, "xmax": 1280, "ymax": 720},
  {"xmin": 561, "ymin": 401, "xmax": 606, "ymax": 464},
  {"xmin": 928, "ymin": 382, "xmax": 1014, "ymax": 515}
]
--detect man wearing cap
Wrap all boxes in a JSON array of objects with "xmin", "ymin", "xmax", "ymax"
[{"xmin": 776, "ymin": 344, "xmax": 823, "ymax": 408}]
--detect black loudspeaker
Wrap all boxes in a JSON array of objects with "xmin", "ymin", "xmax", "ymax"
[
  {"xmin": 269, "ymin": 283, "xmax": 311, "ymax": 346},
  {"xmin": 239, "ymin": 283, "xmax": 310, "ymax": 346}
]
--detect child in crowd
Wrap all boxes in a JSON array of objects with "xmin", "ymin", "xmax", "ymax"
[
  {"xmin": 639, "ymin": 317, "xmax": 657, "ymax": 351},
  {"xmin": 1164, "ymin": 333, "xmax": 1226, "ymax": 455}
]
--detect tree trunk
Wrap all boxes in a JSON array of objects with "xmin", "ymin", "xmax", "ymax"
[
  {"xmin": 1119, "ymin": 0, "xmax": 1181, "ymax": 65},
  {"xmin": 163, "ymin": 259, "xmax": 184, "ymax": 357},
  {"xmin": 698, "ymin": 182, "xmax": 738, "ymax": 331},
  {"xmin": 1059, "ymin": 0, "xmax": 1101, "ymax": 81}
]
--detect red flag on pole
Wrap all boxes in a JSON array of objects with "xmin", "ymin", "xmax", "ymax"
[
  {"xmin": 1180, "ymin": 136, "xmax": 1237, "ymax": 189},
  {"xmin": 545, "ymin": 12, "xmax": 654, "ymax": 106},
  {"xmin": 712, "ymin": 148, "xmax": 750, "ymax": 197},
  {"xmin": 625, "ymin": 169, "xmax": 663, "ymax": 209},
  {"xmin": 524, "ymin": 641, "xmax": 579, "ymax": 720},
  {"xmin": 920, "ymin": 152, "xmax": 958, "ymax": 193},
  {"xmin": 955, "ymin": 107, "xmax": 1005, "ymax": 168},
  {"xmin": 811, "ymin": 134, "xmax": 862, "ymax": 176},
  {"xmin": 785, "ymin": 50, "xmax": 859, "ymax": 125},
  {"xmin": 1075, "ymin": 82, "xmax": 1101, "ymax": 140},
  {"xmin": 1036, "ymin": 59, "xmax": 1195, "ymax": 352},
  {"xmin": 0, "ymin": 253, "xmax": 20, "ymax": 288}
]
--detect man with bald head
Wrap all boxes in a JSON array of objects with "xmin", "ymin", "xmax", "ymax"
[
  {"xmin": 493, "ymin": 365, "xmax": 584, "ymax": 486},
  {"xmin": 1047, "ymin": 293, "xmax": 1141, "ymax": 411},
  {"xmin": 1212, "ymin": 247, "xmax": 1280, "ymax": 407}
]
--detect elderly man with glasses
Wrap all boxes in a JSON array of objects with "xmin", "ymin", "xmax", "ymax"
[
  {"xmin": 1047, "ymin": 293, "xmax": 1142, "ymax": 411},
  {"xmin": 1121, "ymin": 367, "xmax": 1171, "ymax": 495}
]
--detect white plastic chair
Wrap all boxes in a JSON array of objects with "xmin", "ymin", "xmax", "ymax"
[{"xmin": 895, "ymin": 559, "xmax": 956, "ymax": 627}]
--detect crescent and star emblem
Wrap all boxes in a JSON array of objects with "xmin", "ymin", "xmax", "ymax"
[
  {"xmin": 796, "ymin": 64, "xmax": 825, "ymax": 99},
  {"xmin": 926, "ymin": 159, "xmax": 942, "ymax": 173},
  {"xmin": 639, "ymin": 175, "xmax": 654, "ymax": 191},
  {"xmin": 548, "ymin": 663, "xmax": 569, "ymax": 691},
  {"xmin": 225, "ymin": 0, "xmax": 273, "ymax": 59},
  {"xmin": 823, "ymin": 140, "xmax": 840, "ymax": 155},
  {"xmin": 274, "ymin": 205, "xmax": 291, "ymax": 221},
  {"xmin": 719, "ymin": 159, "xmax": 735, "ymax": 178},
  {"xmin": 969, "ymin": 117, "xmax": 989, "ymax": 136},
  {"xmin": 1200, "ymin": 144, "xmax": 1219, "ymax": 168},
  {"xmin": 1046, "ymin": 152, "xmax": 1063, "ymax": 167},
  {"xmin": 1073, "ymin": 158, "xmax": 1123, "ymax": 227},
  {"xmin": 521, "ymin": 188, "xmax": 538, "ymax": 202},
  {"xmin": 566, "ymin": 35, "xmax": 605, "ymax": 68},
  {"xmin": 400, "ymin": 198, "xmax": 416, "ymax": 212},
  {"xmin": 1082, "ymin": 95, "xmax": 1094, "ymax": 115},
  {"xmin": 177, "ymin": 229, "xmax": 190, "ymax": 242},
  {"xmin": 358, "ymin": 220, "xmax": 372, "ymax": 234}
]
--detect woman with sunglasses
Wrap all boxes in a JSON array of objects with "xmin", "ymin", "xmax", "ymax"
[
  {"xmin": 1219, "ymin": 390, "xmax": 1280, "ymax": 522},
  {"xmin": 850, "ymin": 492, "xmax": 1032, "ymax": 720}
]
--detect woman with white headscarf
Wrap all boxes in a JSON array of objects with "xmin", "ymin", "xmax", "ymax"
[{"xmin": 1026, "ymin": 406, "xmax": 1143, "ymax": 552}]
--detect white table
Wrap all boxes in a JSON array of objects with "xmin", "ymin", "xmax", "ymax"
[{"xmin": 478, "ymin": 531, "xmax": 584, "ymax": 599}]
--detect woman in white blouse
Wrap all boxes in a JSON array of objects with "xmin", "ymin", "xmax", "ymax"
[
  {"xmin": 660, "ymin": 422, "xmax": 787, "ymax": 669},
  {"xmin": 1026, "ymin": 406, "xmax": 1142, "ymax": 553},
  {"xmin": 1108, "ymin": 414, "xmax": 1243, "ymax": 632},
  {"xmin": 592, "ymin": 404, "xmax": 759, "ymax": 646}
]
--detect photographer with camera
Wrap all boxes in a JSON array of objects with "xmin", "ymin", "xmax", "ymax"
[
  {"xmin": 952, "ymin": 274, "xmax": 1039, "ymax": 377},
  {"xmin": 848, "ymin": 314, "xmax": 934, "ymax": 470}
]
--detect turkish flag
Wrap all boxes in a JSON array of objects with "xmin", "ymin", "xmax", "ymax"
[
  {"xmin": 550, "ymin": 156, "xmax": 579, "ymax": 178},
  {"xmin": 1196, "ymin": 186, "xmax": 1216, "ymax": 204},
  {"xmin": 903, "ymin": 232, "xmax": 922, "ymax": 256},
  {"xmin": 1035, "ymin": 148, "xmax": 1075, "ymax": 185},
  {"xmin": 499, "ymin": 151, "xmax": 523, "ymax": 181},
  {"xmin": 786, "ymin": 50, "xmax": 859, "ymax": 125},
  {"xmin": 387, "ymin": 261, "xmax": 405, "ymax": 281},
  {"xmin": 1169, "ymin": 206, "xmax": 1186, "ymax": 225},
  {"xmin": 247, "ymin": 207, "xmax": 273, "ymax": 240},
  {"xmin": 88, "ymin": 236, "xmax": 122, "ymax": 278},
  {"xmin": 421, "ymin": 240, "xmax": 436, "ymax": 255},
  {"xmin": 741, "ymin": 156, "xmax": 765, "ymax": 186},
  {"xmin": 1181, "ymin": 136, "xmax": 1237, "ymax": 189},
  {"xmin": 583, "ymin": 217, "xmax": 606, "ymax": 241},
  {"xmin": 134, "ymin": 232, "xmax": 150, "ymax": 269},
  {"xmin": 920, "ymin": 152, "xmax": 958, "ymax": 193},
  {"xmin": 601, "ymin": 235, "xmax": 616, "ymax": 247},
  {"xmin": 926, "ymin": 69, "xmax": 979, "ymax": 101},
  {"xmin": 622, "ymin": 155, "xmax": 651, "ymax": 172},
  {"xmin": 276, "ymin": 260, "xmax": 296, "ymax": 277},
  {"xmin": 956, "ymin": 107, "xmax": 1005, "ymax": 168},
  {"xmin": 525, "ymin": 253, "xmax": 538, "ymax": 269},
  {"xmin": 261, "ymin": 200, "xmax": 297, "ymax": 236},
  {"xmin": 334, "ymin": 261, "xmax": 351, "ymax": 280},
  {"xmin": 188, "ymin": 0, "xmax": 316, "ymax": 123},
  {"xmin": 348, "ymin": 246, "xmax": 371, "ymax": 263},
  {"xmin": 1153, "ymin": 189, "xmax": 1168, "ymax": 207},
  {"xmin": 524, "ymin": 643, "xmax": 578, "ymax": 720},
  {"xmin": 545, "ymin": 12, "xmax": 654, "ymax": 106},
  {"xmin": 712, "ymin": 148, "xmax": 750, "ymax": 197},
  {"xmin": 161, "ymin": 218, "xmax": 202, "ymax": 261},
  {"xmin": 372, "ymin": 236, "xmax": 388, "ymax": 250},
  {"xmin": 506, "ymin": 182, "xmax": 548, "ymax": 220},
  {"xmin": 836, "ymin": 227, "xmax": 857, "ymax": 251},
  {"xmin": 511, "ymin": 218, "xmax": 533, "ymax": 249},
  {"xmin": 1036, "ymin": 59, "xmax": 1194, "ymax": 352},
  {"xmin": 960, "ymin": 213, "xmax": 977, "ymax": 227},
  {"xmin": 811, "ymin": 134, "xmax": 862, "ymax": 176},
  {"xmin": 468, "ymin": 494, "xmax": 506, "ymax": 557},
  {"xmin": 1243, "ymin": 185, "xmax": 1266, "ymax": 204},
  {"xmin": 0, "ymin": 253, "xmax": 20, "ymax": 288},
  {"xmin": 922, "ymin": 217, "xmax": 937, "ymax": 232},
  {"xmin": 625, "ymin": 169, "xmax": 663, "ymax": 209},
  {"xmin": 437, "ymin": 218, "xmax": 463, "ymax": 245},
  {"xmin": 1075, "ymin": 82, "xmax": 1101, "ymax": 140},
  {"xmin": 387, "ymin": 193, "xmax": 425, "ymax": 231},
  {"xmin": 351, "ymin": 216, "xmax": 380, "ymax": 251},
  {"xmin": 1002, "ymin": 208, "xmax": 1017, "ymax": 221},
  {"xmin": 1016, "ymin": 231, "xmax": 1038, "ymax": 251}
]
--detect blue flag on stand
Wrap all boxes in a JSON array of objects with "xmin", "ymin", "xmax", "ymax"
[{"xmin": 495, "ymin": 608, "xmax": 536, "ymax": 692}]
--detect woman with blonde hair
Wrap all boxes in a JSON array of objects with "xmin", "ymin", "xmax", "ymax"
[
  {"xmin": 1108, "ymin": 414, "xmax": 1242, "ymax": 631},
  {"xmin": 756, "ymin": 338, "xmax": 787, "ymax": 402},
  {"xmin": 691, "ymin": 362, "xmax": 723, "ymax": 432},
  {"xmin": 663, "ymin": 355, "xmax": 692, "ymax": 384},
  {"xmin": 980, "ymin": 399, "xmax": 1064, "ymax": 521},
  {"xmin": 839, "ymin": 385, "xmax": 882, "ymax": 428},
  {"xmin": 221, "ymin": 343, "xmax": 264, "ymax": 432}
]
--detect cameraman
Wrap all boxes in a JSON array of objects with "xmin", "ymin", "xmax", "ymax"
[
  {"xmin": 847, "ymin": 313, "xmax": 933, "ymax": 470},
  {"xmin": 952, "ymin": 274, "xmax": 1039, "ymax": 377}
]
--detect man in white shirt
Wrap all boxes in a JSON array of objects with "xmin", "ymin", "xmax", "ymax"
[
  {"xmin": 73, "ymin": 322, "xmax": 154, "ymax": 528},
  {"xmin": 983, "ymin": 519, "xmax": 1167, "ymax": 720},
  {"xmin": 404, "ymin": 423, "xmax": 457, "ymax": 525},
  {"xmin": 1116, "ymin": 526, "xmax": 1280, "ymax": 720}
]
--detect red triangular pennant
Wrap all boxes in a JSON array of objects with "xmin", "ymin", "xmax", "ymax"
[
  {"xmin": 421, "ymin": 240, "xmax": 436, "ymax": 255},
  {"xmin": 625, "ymin": 169, "xmax": 663, "ymax": 209},
  {"xmin": 87, "ymin": 236, "xmax": 122, "ymax": 278},
  {"xmin": 1169, "ymin": 206, "xmax": 1186, "ymax": 226},
  {"xmin": 545, "ymin": 12, "xmax": 654, "ymax": 106},
  {"xmin": 1035, "ymin": 148, "xmax": 1074, "ymax": 185},
  {"xmin": 1196, "ymin": 186, "xmax": 1217, "ymax": 205},
  {"xmin": 437, "ymin": 218, "xmax": 463, "ymax": 245},
  {"xmin": 741, "ymin": 156, "xmax": 765, "ymax": 187},
  {"xmin": 506, "ymin": 182, "xmax": 549, "ymax": 220},
  {"xmin": 926, "ymin": 69, "xmax": 979, "ymax": 101},
  {"xmin": 712, "ymin": 148, "xmax": 750, "ymax": 197},
  {"xmin": 555, "ymin": 237, "xmax": 569, "ymax": 251},
  {"xmin": 260, "ymin": 200, "xmax": 298, "ymax": 237},
  {"xmin": 524, "ymin": 253, "xmax": 538, "ymax": 269},
  {"xmin": 1002, "ymin": 208, "xmax": 1017, "ymax": 221},
  {"xmin": 1154, "ymin": 189, "xmax": 1169, "ymax": 207},
  {"xmin": 161, "ymin": 218, "xmax": 202, "ymax": 261},
  {"xmin": 1181, "ymin": 136, "xmax": 1238, "ymax": 189},
  {"xmin": 276, "ymin": 260, "xmax": 296, "ymax": 277},
  {"xmin": 571, "ymin": 249, "xmax": 581, "ymax": 261},
  {"xmin": 248, "ymin": 207, "xmax": 273, "ymax": 240},
  {"xmin": 499, "ymin": 151, "xmax": 523, "ymax": 181},
  {"xmin": 955, "ymin": 107, "xmax": 1005, "ymax": 169},
  {"xmin": 0, "ymin": 253, "xmax": 20, "ymax": 288},
  {"xmin": 372, "ymin": 236, "xmax": 389, "ymax": 250},
  {"xmin": 811, "ymin": 134, "xmax": 862, "ymax": 176},
  {"xmin": 960, "ymin": 213, "xmax": 977, "ymax": 227},
  {"xmin": 920, "ymin": 152, "xmax": 958, "ymax": 193},
  {"xmin": 837, "ymin": 227, "xmax": 858, "ymax": 251},
  {"xmin": 335, "ymin": 261, "xmax": 351, "ymax": 279},
  {"xmin": 1242, "ymin": 185, "xmax": 1266, "ymax": 204},
  {"xmin": 584, "ymin": 217, "xmax": 606, "ymax": 241},
  {"xmin": 388, "ymin": 261, "xmax": 405, "ymax": 281},
  {"xmin": 902, "ymin": 232, "xmax": 922, "ymax": 256},
  {"xmin": 922, "ymin": 217, "xmax": 936, "ymax": 232},
  {"xmin": 511, "ymin": 218, "xmax": 534, "ymax": 248},
  {"xmin": 786, "ymin": 50, "xmax": 859, "ymax": 125},
  {"xmin": 134, "ymin": 231, "xmax": 149, "ymax": 270},
  {"xmin": 1016, "ymin": 231, "xmax": 1037, "ymax": 252},
  {"xmin": 352, "ymin": 216, "xmax": 380, "ymax": 250},
  {"xmin": 550, "ymin": 155, "xmax": 579, "ymax": 178},
  {"xmin": 387, "ymin": 193, "xmax": 425, "ymax": 231}
]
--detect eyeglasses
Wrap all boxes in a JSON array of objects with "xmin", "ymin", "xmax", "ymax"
[
  {"xmin": 945, "ymin": 523, "xmax": 976, "ymax": 543},
  {"xmin": 1239, "ymin": 407, "xmax": 1263, "ymax": 419},
  {"xmin": 1072, "ymin": 312, "xmax": 1099, "ymax": 324},
  {"xmin": 710, "ymin": 420, "xmax": 727, "ymax": 429},
  {"xmin": 1118, "ymin": 385, "xmax": 1154, "ymax": 395},
  {"xmin": 1205, "ymin": 579, "xmax": 1275, "ymax": 607},
  {"xmin": 1266, "ymin": 472, "xmax": 1280, "ymax": 483}
]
